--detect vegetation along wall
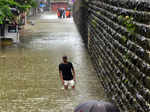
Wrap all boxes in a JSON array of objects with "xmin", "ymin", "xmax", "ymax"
[{"xmin": 73, "ymin": 0, "xmax": 150, "ymax": 112}]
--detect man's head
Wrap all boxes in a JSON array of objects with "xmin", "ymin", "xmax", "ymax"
[{"xmin": 62, "ymin": 56, "xmax": 68, "ymax": 63}]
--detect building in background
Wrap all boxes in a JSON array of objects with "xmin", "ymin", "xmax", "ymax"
[
  {"xmin": 29, "ymin": 0, "xmax": 74, "ymax": 12},
  {"xmin": 50, "ymin": 0, "xmax": 69, "ymax": 11},
  {"xmin": 68, "ymin": 0, "xmax": 74, "ymax": 8}
]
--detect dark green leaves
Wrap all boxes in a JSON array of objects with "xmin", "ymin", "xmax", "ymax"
[{"xmin": 0, "ymin": 0, "xmax": 37, "ymax": 24}]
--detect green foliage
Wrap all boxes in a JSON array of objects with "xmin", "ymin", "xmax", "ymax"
[
  {"xmin": 124, "ymin": 79, "xmax": 128, "ymax": 84},
  {"xmin": 96, "ymin": 11, "xmax": 101, "ymax": 15},
  {"xmin": 0, "ymin": 11, "xmax": 5, "ymax": 24},
  {"xmin": 0, "ymin": 0, "xmax": 14, "ymax": 24},
  {"xmin": 134, "ymin": 8, "xmax": 137, "ymax": 11},
  {"xmin": 118, "ymin": 15, "xmax": 124, "ymax": 20},
  {"xmin": 118, "ymin": 15, "xmax": 136, "ymax": 34},
  {"xmin": 121, "ymin": 36, "xmax": 127, "ymax": 43},
  {"xmin": 118, "ymin": 15, "xmax": 137, "ymax": 61},
  {"xmin": 15, "ymin": 0, "xmax": 37, "ymax": 9},
  {"xmin": 118, "ymin": 15, "xmax": 137, "ymax": 44},
  {"xmin": 0, "ymin": 0, "xmax": 37, "ymax": 24},
  {"xmin": 92, "ymin": 19, "xmax": 97, "ymax": 28},
  {"xmin": 123, "ymin": 16, "xmax": 135, "ymax": 34}
]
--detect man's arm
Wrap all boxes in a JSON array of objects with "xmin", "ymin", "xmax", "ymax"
[
  {"xmin": 71, "ymin": 64, "xmax": 76, "ymax": 82},
  {"xmin": 59, "ymin": 65, "xmax": 64, "ymax": 84},
  {"xmin": 59, "ymin": 70, "xmax": 64, "ymax": 84}
]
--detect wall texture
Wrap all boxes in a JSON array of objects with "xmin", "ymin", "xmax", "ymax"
[{"xmin": 73, "ymin": 0, "xmax": 150, "ymax": 112}]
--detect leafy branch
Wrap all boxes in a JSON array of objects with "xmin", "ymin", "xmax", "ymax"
[{"xmin": 0, "ymin": 0, "xmax": 37, "ymax": 24}]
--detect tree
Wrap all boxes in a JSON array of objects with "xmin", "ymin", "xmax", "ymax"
[
  {"xmin": 0, "ymin": 0, "xmax": 37, "ymax": 24},
  {"xmin": 0, "ymin": 0, "xmax": 18, "ymax": 24},
  {"xmin": 15, "ymin": 0, "xmax": 37, "ymax": 12}
]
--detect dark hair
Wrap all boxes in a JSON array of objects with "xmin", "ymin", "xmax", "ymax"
[{"xmin": 62, "ymin": 56, "xmax": 67, "ymax": 59}]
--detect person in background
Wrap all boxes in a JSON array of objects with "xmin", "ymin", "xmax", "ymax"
[
  {"xmin": 62, "ymin": 8, "xmax": 65, "ymax": 18},
  {"xmin": 59, "ymin": 56, "xmax": 76, "ymax": 90},
  {"xmin": 66, "ymin": 10, "xmax": 70, "ymax": 18},
  {"xmin": 66, "ymin": 8, "xmax": 71, "ymax": 18},
  {"xmin": 57, "ymin": 8, "xmax": 61, "ymax": 18}
]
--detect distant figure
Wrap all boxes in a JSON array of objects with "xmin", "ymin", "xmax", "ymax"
[
  {"xmin": 59, "ymin": 56, "xmax": 76, "ymax": 90},
  {"xmin": 74, "ymin": 100, "xmax": 120, "ymax": 112},
  {"xmin": 57, "ymin": 8, "xmax": 66, "ymax": 19},
  {"xmin": 66, "ymin": 8, "xmax": 71, "ymax": 18},
  {"xmin": 66, "ymin": 10, "xmax": 70, "ymax": 18},
  {"xmin": 60, "ymin": 9, "xmax": 63, "ymax": 18},
  {"xmin": 61, "ymin": 8, "xmax": 65, "ymax": 18},
  {"xmin": 57, "ymin": 8, "xmax": 61, "ymax": 18}
]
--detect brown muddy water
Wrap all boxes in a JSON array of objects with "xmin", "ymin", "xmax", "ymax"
[{"xmin": 0, "ymin": 13, "xmax": 107, "ymax": 112}]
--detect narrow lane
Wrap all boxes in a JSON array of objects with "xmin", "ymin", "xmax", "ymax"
[{"xmin": 0, "ymin": 12, "xmax": 107, "ymax": 112}]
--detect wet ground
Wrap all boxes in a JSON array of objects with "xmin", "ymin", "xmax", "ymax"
[{"xmin": 0, "ymin": 12, "xmax": 107, "ymax": 112}]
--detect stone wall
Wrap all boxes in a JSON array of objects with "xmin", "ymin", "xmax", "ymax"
[
  {"xmin": 73, "ymin": 0, "xmax": 150, "ymax": 112},
  {"xmin": 73, "ymin": 0, "xmax": 88, "ymax": 46}
]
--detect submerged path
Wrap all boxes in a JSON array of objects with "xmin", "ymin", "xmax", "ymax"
[{"xmin": 0, "ymin": 13, "xmax": 107, "ymax": 112}]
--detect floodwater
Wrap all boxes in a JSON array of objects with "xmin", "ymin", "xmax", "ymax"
[{"xmin": 0, "ymin": 13, "xmax": 107, "ymax": 112}]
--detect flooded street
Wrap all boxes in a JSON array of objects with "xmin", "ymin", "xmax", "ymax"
[{"xmin": 0, "ymin": 13, "xmax": 107, "ymax": 112}]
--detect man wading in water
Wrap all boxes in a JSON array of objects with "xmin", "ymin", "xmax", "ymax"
[{"xmin": 59, "ymin": 56, "xmax": 76, "ymax": 90}]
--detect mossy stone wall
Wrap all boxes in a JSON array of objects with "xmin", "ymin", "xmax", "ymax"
[{"xmin": 73, "ymin": 0, "xmax": 150, "ymax": 112}]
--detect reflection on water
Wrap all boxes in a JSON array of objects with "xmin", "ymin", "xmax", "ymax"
[
  {"xmin": 41, "ymin": 14, "xmax": 58, "ymax": 20},
  {"xmin": 0, "ymin": 13, "xmax": 107, "ymax": 112}
]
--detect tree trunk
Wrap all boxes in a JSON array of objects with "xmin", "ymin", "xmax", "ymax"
[{"xmin": 1, "ymin": 23, "xmax": 5, "ymax": 37}]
